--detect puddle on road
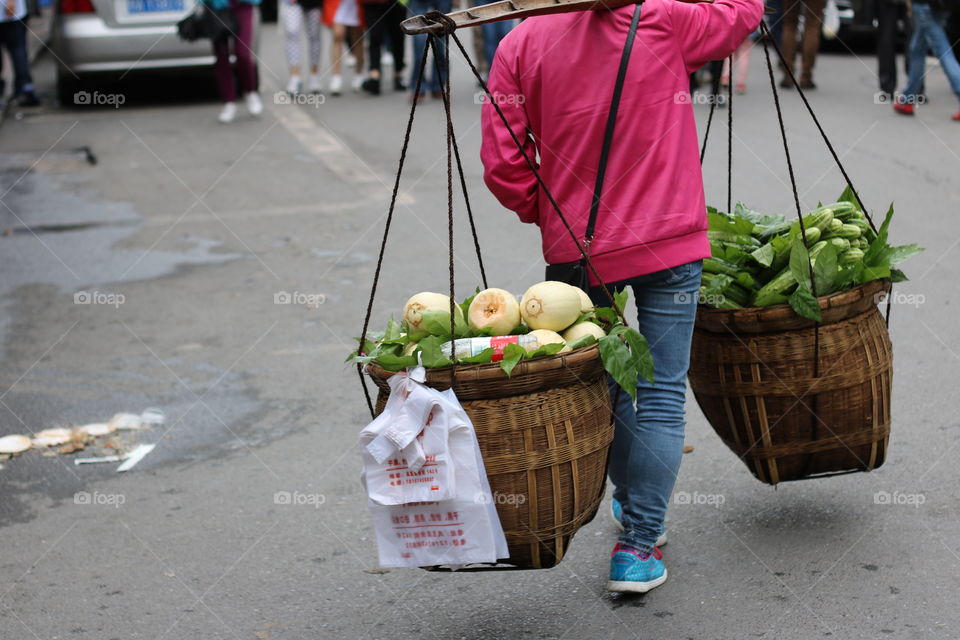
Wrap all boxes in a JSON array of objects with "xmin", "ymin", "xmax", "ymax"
[{"xmin": 0, "ymin": 163, "xmax": 242, "ymax": 357}]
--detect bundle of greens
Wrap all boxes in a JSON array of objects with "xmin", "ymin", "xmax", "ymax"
[{"xmin": 702, "ymin": 187, "xmax": 922, "ymax": 321}]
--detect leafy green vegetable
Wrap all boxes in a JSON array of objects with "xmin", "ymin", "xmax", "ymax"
[
  {"xmin": 498, "ymin": 343, "xmax": 527, "ymax": 377},
  {"xmin": 565, "ymin": 334, "xmax": 598, "ymax": 351},
  {"xmin": 457, "ymin": 347, "xmax": 495, "ymax": 365},
  {"xmin": 812, "ymin": 242, "xmax": 838, "ymax": 296},
  {"xmin": 788, "ymin": 284, "xmax": 822, "ymax": 322},
  {"xmin": 418, "ymin": 335, "xmax": 452, "ymax": 368}
]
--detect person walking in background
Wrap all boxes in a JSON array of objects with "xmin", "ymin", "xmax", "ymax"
[
  {"xmin": 779, "ymin": 0, "xmax": 825, "ymax": 88},
  {"xmin": 324, "ymin": 0, "xmax": 365, "ymax": 95},
  {"xmin": 721, "ymin": 29, "xmax": 756, "ymax": 93},
  {"xmin": 282, "ymin": 0, "xmax": 324, "ymax": 95},
  {"xmin": 474, "ymin": 0, "xmax": 514, "ymax": 76},
  {"xmin": 360, "ymin": 0, "xmax": 406, "ymax": 95},
  {"xmin": 877, "ymin": 0, "xmax": 905, "ymax": 98},
  {"xmin": 0, "ymin": 0, "xmax": 40, "ymax": 107},
  {"xmin": 481, "ymin": 0, "xmax": 762, "ymax": 594},
  {"xmin": 408, "ymin": 0, "xmax": 452, "ymax": 100},
  {"xmin": 894, "ymin": 0, "xmax": 960, "ymax": 119},
  {"xmin": 208, "ymin": 0, "xmax": 262, "ymax": 123}
]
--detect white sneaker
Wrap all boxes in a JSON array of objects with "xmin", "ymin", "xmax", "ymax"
[
  {"xmin": 286, "ymin": 75, "xmax": 301, "ymax": 95},
  {"xmin": 351, "ymin": 75, "xmax": 363, "ymax": 92},
  {"xmin": 383, "ymin": 51, "xmax": 394, "ymax": 67},
  {"xmin": 218, "ymin": 102, "xmax": 237, "ymax": 123},
  {"xmin": 345, "ymin": 53, "xmax": 356, "ymax": 67},
  {"xmin": 329, "ymin": 74, "xmax": 343, "ymax": 96},
  {"xmin": 306, "ymin": 74, "xmax": 322, "ymax": 94},
  {"xmin": 244, "ymin": 92, "xmax": 263, "ymax": 116}
]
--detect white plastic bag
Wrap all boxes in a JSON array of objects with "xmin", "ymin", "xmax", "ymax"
[
  {"xmin": 360, "ymin": 368, "xmax": 508, "ymax": 568},
  {"xmin": 360, "ymin": 369, "xmax": 455, "ymax": 505}
]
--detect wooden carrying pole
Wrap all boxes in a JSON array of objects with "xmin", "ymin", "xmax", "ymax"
[{"xmin": 401, "ymin": 0, "xmax": 712, "ymax": 34}]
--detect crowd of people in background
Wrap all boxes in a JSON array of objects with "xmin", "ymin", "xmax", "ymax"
[{"xmin": 2, "ymin": 0, "xmax": 960, "ymax": 122}]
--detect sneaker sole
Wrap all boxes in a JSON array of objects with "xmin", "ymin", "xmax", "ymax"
[{"xmin": 607, "ymin": 569, "xmax": 668, "ymax": 594}]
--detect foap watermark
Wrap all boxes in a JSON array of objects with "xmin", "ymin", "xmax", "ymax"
[
  {"xmin": 474, "ymin": 91, "xmax": 526, "ymax": 106},
  {"xmin": 274, "ymin": 91, "xmax": 326, "ymax": 108},
  {"xmin": 274, "ymin": 490, "xmax": 326, "ymax": 508},
  {"xmin": 675, "ymin": 91, "xmax": 727, "ymax": 106},
  {"xmin": 74, "ymin": 90, "xmax": 126, "ymax": 108},
  {"xmin": 874, "ymin": 290, "xmax": 925, "ymax": 308},
  {"xmin": 874, "ymin": 490, "xmax": 925, "ymax": 508},
  {"xmin": 74, "ymin": 291, "xmax": 125, "ymax": 308},
  {"xmin": 674, "ymin": 491, "xmax": 726, "ymax": 507},
  {"xmin": 876, "ymin": 92, "xmax": 927, "ymax": 106},
  {"xmin": 474, "ymin": 491, "xmax": 526, "ymax": 506},
  {"xmin": 274, "ymin": 291, "xmax": 327, "ymax": 307},
  {"xmin": 74, "ymin": 491, "xmax": 126, "ymax": 508},
  {"xmin": 673, "ymin": 291, "xmax": 708, "ymax": 305}
]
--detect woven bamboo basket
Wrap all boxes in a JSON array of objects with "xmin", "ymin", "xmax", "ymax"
[
  {"xmin": 688, "ymin": 280, "xmax": 893, "ymax": 484},
  {"xmin": 366, "ymin": 344, "xmax": 614, "ymax": 569}
]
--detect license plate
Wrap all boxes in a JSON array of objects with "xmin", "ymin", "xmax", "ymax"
[{"xmin": 127, "ymin": 0, "xmax": 184, "ymax": 13}]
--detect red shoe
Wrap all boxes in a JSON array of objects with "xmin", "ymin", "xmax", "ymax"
[
  {"xmin": 893, "ymin": 102, "xmax": 914, "ymax": 116},
  {"xmin": 952, "ymin": 111, "xmax": 960, "ymax": 121}
]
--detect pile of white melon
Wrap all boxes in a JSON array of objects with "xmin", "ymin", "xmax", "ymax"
[{"xmin": 403, "ymin": 281, "xmax": 607, "ymax": 353}]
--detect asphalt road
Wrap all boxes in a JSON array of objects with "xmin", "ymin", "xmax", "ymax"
[{"xmin": 1, "ymin": 18, "xmax": 958, "ymax": 640}]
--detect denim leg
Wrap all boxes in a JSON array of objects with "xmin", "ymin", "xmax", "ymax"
[
  {"xmin": 903, "ymin": 6, "xmax": 931, "ymax": 99},
  {"xmin": 925, "ymin": 9, "xmax": 960, "ymax": 97},
  {"xmin": 408, "ymin": 0, "xmax": 431, "ymax": 91},
  {"xmin": 591, "ymin": 261, "xmax": 702, "ymax": 553},
  {"xmin": 6, "ymin": 21, "xmax": 33, "ymax": 96}
]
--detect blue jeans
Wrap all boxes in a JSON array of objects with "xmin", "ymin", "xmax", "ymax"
[
  {"xmin": 408, "ymin": 0, "xmax": 452, "ymax": 93},
  {"xmin": 589, "ymin": 260, "xmax": 702, "ymax": 553},
  {"xmin": 0, "ymin": 19, "xmax": 34, "ymax": 98},
  {"xmin": 902, "ymin": 3, "xmax": 960, "ymax": 101},
  {"xmin": 475, "ymin": 0, "xmax": 514, "ymax": 68}
]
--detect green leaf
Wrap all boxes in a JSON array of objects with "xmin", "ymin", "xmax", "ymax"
[
  {"xmin": 837, "ymin": 184, "xmax": 864, "ymax": 211},
  {"xmin": 527, "ymin": 343, "xmax": 566, "ymax": 358},
  {"xmin": 613, "ymin": 288, "xmax": 630, "ymax": 318},
  {"xmin": 788, "ymin": 283, "xmax": 823, "ymax": 322},
  {"xmin": 565, "ymin": 334, "xmax": 598, "ymax": 351},
  {"xmin": 593, "ymin": 307, "xmax": 618, "ymax": 326},
  {"xmin": 861, "ymin": 265, "xmax": 892, "ymax": 282},
  {"xmin": 734, "ymin": 202, "xmax": 785, "ymax": 229},
  {"xmin": 812, "ymin": 242, "xmax": 838, "ymax": 295},
  {"xmin": 888, "ymin": 243, "xmax": 923, "ymax": 266},
  {"xmin": 375, "ymin": 353, "xmax": 418, "ymax": 372},
  {"xmin": 418, "ymin": 335, "xmax": 452, "ymax": 368},
  {"xmin": 384, "ymin": 316, "xmax": 403, "ymax": 341},
  {"xmin": 708, "ymin": 211, "xmax": 755, "ymax": 236},
  {"xmin": 457, "ymin": 347, "xmax": 494, "ymax": 365},
  {"xmin": 498, "ymin": 343, "xmax": 527, "ymax": 378},
  {"xmin": 418, "ymin": 308, "xmax": 468, "ymax": 340},
  {"xmin": 789, "ymin": 235, "xmax": 813, "ymax": 290},
  {"xmin": 890, "ymin": 268, "xmax": 909, "ymax": 283},
  {"xmin": 622, "ymin": 327, "xmax": 654, "ymax": 384},
  {"xmin": 750, "ymin": 242, "xmax": 775, "ymax": 268},
  {"xmin": 599, "ymin": 334, "xmax": 638, "ymax": 402},
  {"xmin": 703, "ymin": 273, "xmax": 733, "ymax": 299}
]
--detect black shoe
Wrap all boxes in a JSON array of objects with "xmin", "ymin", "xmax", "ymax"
[
  {"xmin": 799, "ymin": 79, "xmax": 817, "ymax": 90},
  {"xmin": 16, "ymin": 92, "xmax": 40, "ymax": 107},
  {"xmin": 393, "ymin": 76, "xmax": 406, "ymax": 92},
  {"xmin": 361, "ymin": 77, "xmax": 381, "ymax": 96},
  {"xmin": 779, "ymin": 77, "xmax": 793, "ymax": 89}
]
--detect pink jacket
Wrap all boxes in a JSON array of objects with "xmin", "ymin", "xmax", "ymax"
[{"xmin": 480, "ymin": 0, "xmax": 764, "ymax": 284}]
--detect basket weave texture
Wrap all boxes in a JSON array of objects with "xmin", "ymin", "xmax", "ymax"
[
  {"xmin": 367, "ymin": 345, "xmax": 614, "ymax": 569},
  {"xmin": 688, "ymin": 281, "xmax": 893, "ymax": 484}
]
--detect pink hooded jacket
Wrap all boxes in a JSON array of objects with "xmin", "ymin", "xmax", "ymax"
[{"xmin": 480, "ymin": 0, "xmax": 764, "ymax": 284}]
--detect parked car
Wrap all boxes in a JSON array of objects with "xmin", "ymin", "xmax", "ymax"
[{"xmin": 50, "ymin": 0, "xmax": 231, "ymax": 104}]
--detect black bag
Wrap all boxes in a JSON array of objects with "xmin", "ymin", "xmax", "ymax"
[
  {"xmin": 545, "ymin": 2, "xmax": 644, "ymax": 292},
  {"xmin": 177, "ymin": 4, "xmax": 239, "ymax": 42}
]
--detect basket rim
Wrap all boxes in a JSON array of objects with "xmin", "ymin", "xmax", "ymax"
[
  {"xmin": 365, "ymin": 342, "xmax": 601, "ymax": 383},
  {"xmin": 696, "ymin": 278, "xmax": 891, "ymax": 327}
]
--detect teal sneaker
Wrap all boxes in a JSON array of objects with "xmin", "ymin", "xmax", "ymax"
[
  {"xmin": 610, "ymin": 498, "xmax": 668, "ymax": 547},
  {"xmin": 607, "ymin": 543, "xmax": 668, "ymax": 594}
]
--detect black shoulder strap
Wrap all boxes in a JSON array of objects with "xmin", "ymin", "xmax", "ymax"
[{"xmin": 585, "ymin": 1, "xmax": 644, "ymax": 247}]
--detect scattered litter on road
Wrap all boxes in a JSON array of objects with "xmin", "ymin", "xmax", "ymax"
[
  {"xmin": 108, "ymin": 412, "xmax": 146, "ymax": 430},
  {"xmin": 364, "ymin": 568, "xmax": 391, "ymax": 575},
  {"xmin": 0, "ymin": 434, "xmax": 32, "ymax": 454},
  {"xmin": 140, "ymin": 408, "xmax": 165, "ymax": 426},
  {"xmin": 32, "ymin": 428, "xmax": 74, "ymax": 447},
  {"xmin": 683, "ymin": 445, "xmax": 695, "ymax": 454},
  {"xmin": 116, "ymin": 443, "xmax": 156, "ymax": 472},
  {"xmin": 74, "ymin": 455, "xmax": 123, "ymax": 465}
]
